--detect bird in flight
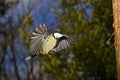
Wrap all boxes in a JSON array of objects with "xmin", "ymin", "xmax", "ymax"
[{"xmin": 25, "ymin": 24, "xmax": 71, "ymax": 60}]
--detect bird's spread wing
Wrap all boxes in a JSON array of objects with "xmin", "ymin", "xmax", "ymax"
[
  {"xmin": 53, "ymin": 38, "xmax": 69, "ymax": 52},
  {"xmin": 30, "ymin": 24, "xmax": 50, "ymax": 55}
]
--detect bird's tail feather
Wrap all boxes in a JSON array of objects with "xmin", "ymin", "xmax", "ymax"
[
  {"xmin": 25, "ymin": 54, "xmax": 37, "ymax": 60},
  {"xmin": 25, "ymin": 56, "xmax": 32, "ymax": 60}
]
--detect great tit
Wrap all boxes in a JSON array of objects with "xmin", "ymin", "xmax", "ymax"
[{"xmin": 25, "ymin": 24, "xmax": 70, "ymax": 60}]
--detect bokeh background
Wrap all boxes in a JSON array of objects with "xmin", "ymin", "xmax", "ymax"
[{"xmin": 0, "ymin": 0, "xmax": 116, "ymax": 80}]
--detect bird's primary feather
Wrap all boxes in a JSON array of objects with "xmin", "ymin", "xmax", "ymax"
[{"xmin": 30, "ymin": 24, "xmax": 50, "ymax": 55}]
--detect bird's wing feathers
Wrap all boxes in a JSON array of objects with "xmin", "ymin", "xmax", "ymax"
[
  {"xmin": 35, "ymin": 24, "xmax": 49, "ymax": 34},
  {"xmin": 53, "ymin": 39, "xmax": 69, "ymax": 52},
  {"xmin": 30, "ymin": 24, "xmax": 49, "ymax": 55}
]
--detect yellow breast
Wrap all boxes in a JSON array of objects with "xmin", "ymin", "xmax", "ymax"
[{"xmin": 42, "ymin": 35, "xmax": 57, "ymax": 54}]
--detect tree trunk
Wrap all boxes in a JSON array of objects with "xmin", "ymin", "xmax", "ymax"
[{"xmin": 112, "ymin": 0, "xmax": 120, "ymax": 80}]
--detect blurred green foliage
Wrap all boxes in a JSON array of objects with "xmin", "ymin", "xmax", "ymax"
[
  {"xmin": 19, "ymin": 0, "xmax": 116, "ymax": 80},
  {"xmin": 19, "ymin": 11, "xmax": 34, "ymax": 50}
]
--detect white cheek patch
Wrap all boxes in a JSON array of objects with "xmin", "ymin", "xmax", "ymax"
[{"xmin": 54, "ymin": 33, "xmax": 63, "ymax": 38}]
